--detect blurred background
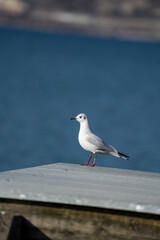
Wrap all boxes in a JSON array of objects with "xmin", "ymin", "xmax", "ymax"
[{"xmin": 0, "ymin": 0, "xmax": 160, "ymax": 172}]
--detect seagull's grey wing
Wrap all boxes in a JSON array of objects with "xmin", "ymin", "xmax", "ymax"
[
  {"xmin": 86, "ymin": 133, "xmax": 117, "ymax": 153},
  {"xmin": 103, "ymin": 143, "xmax": 118, "ymax": 154},
  {"xmin": 86, "ymin": 133, "xmax": 105, "ymax": 149}
]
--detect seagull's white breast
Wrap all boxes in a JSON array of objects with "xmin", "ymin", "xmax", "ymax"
[
  {"xmin": 78, "ymin": 132, "xmax": 97, "ymax": 153},
  {"xmin": 78, "ymin": 133, "xmax": 88, "ymax": 150},
  {"xmin": 77, "ymin": 120, "xmax": 99, "ymax": 154}
]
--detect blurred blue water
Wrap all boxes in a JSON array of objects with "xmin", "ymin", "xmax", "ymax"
[{"xmin": 0, "ymin": 27, "xmax": 160, "ymax": 172}]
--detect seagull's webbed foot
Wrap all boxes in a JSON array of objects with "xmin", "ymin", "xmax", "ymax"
[
  {"xmin": 89, "ymin": 163, "xmax": 95, "ymax": 167},
  {"xmin": 81, "ymin": 152, "xmax": 92, "ymax": 166}
]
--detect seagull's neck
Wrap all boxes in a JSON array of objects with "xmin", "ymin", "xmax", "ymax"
[{"xmin": 79, "ymin": 120, "xmax": 91, "ymax": 135}]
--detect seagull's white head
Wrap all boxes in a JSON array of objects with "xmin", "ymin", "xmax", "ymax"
[{"xmin": 70, "ymin": 113, "xmax": 87, "ymax": 123}]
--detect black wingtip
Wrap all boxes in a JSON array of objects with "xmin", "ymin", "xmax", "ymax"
[{"xmin": 118, "ymin": 152, "xmax": 130, "ymax": 160}]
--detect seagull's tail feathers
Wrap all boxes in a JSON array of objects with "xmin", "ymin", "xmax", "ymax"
[{"xmin": 118, "ymin": 152, "xmax": 130, "ymax": 160}]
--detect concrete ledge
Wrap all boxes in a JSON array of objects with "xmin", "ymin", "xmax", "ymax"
[{"xmin": 0, "ymin": 163, "xmax": 160, "ymax": 215}]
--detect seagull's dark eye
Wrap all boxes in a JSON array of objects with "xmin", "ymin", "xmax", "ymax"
[
  {"xmin": 84, "ymin": 116, "xmax": 86, "ymax": 119},
  {"xmin": 80, "ymin": 116, "xmax": 82, "ymax": 118}
]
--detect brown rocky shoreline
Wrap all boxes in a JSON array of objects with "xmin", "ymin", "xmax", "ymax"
[{"xmin": 0, "ymin": 0, "xmax": 160, "ymax": 41}]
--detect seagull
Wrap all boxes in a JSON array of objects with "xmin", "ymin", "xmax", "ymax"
[{"xmin": 71, "ymin": 113, "xmax": 129, "ymax": 167}]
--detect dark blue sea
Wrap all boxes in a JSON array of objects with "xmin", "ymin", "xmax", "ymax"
[{"xmin": 0, "ymin": 27, "xmax": 160, "ymax": 172}]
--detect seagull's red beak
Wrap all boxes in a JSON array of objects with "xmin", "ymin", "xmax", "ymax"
[{"xmin": 70, "ymin": 117, "xmax": 76, "ymax": 120}]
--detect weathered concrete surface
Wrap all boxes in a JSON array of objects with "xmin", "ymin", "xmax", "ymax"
[{"xmin": 0, "ymin": 163, "xmax": 160, "ymax": 215}]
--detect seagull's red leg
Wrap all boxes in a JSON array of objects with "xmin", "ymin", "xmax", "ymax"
[
  {"xmin": 85, "ymin": 153, "xmax": 92, "ymax": 166},
  {"xmin": 89, "ymin": 153, "xmax": 96, "ymax": 167},
  {"xmin": 81, "ymin": 153, "xmax": 92, "ymax": 166}
]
